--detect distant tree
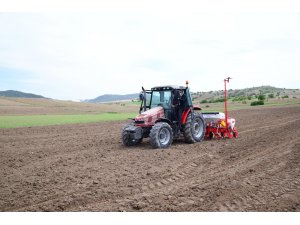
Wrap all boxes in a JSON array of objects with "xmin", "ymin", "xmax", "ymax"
[
  {"xmin": 250, "ymin": 100, "xmax": 265, "ymax": 106},
  {"xmin": 237, "ymin": 91, "xmax": 245, "ymax": 97},
  {"xmin": 282, "ymin": 95, "xmax": 289, "ymax": 99},
  {"xmin": 232, "ymin": 96, "xmax": 247, "ymax": 102},
  {"xmin": 268, "ymin": 93, "xmax": 275, "ymax": 98},
  {"xmin": 258, "ymin": 94, "xmax": 266, "ymax": 101}
]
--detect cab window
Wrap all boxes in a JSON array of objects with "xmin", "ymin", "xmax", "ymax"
[{"xmin": 150, "ymin": 91, "xmax": 171, "ymax": 109}]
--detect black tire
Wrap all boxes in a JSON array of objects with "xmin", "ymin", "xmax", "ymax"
[
  {"xmin": 183, "ymin": 113, "xmax": 206, "ymax": 143},
  {"xmin": 150, "ymin": 122, "xmax": 173, "ymax": 149},
  {"xmin": 122, "ymin": 124, "xmax": 142, "ymax": 146}
]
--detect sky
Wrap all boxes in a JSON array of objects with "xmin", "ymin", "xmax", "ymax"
[{"xmin": 0, "ymin": 1, "xmax": 300, "ymax": 100}]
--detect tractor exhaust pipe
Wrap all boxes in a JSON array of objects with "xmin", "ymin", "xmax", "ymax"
[{"xmin": 139, "ymin": 86, "xmax": 147, "ymax": 114}]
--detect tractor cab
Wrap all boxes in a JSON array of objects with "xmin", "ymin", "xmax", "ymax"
[{"xmin": 139, "ymin": 85, "xmax": 193, "ymax": 124}]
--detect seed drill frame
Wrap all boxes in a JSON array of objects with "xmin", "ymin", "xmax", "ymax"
[{"xmin": 204, "ymin": 77, "xmax": 238, "ymax": 139}]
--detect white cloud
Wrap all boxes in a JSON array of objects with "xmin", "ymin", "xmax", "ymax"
[{"xmin": 0, "ymin": 11, "xmax": 299, "ymax": 100}]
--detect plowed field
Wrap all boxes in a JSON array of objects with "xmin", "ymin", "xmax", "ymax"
[{"xmin": 0, "ymin": 105, "xmax": 299, "ymax": 211}]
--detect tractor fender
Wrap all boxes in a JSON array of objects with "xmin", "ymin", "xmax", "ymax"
[
  {"xmin": 181, "ymin": 108, "xmax": 191, "ymax": 125},
  {"xmin": 155, "ymin": 118, "xmax": 173, "ymax": 126},
  {"xmin": 193, "ymin": 106, "xmax": 202, "ymax": 110}
]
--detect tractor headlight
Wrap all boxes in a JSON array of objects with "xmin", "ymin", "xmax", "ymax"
[{"xmin": 135, "ymin": 120, "xmax": 145, "ymax": 124}]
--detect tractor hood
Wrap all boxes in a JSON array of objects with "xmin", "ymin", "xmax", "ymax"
[{"xmin": 135, "ymin": 106, "xmax": 165, "ymax": 126}]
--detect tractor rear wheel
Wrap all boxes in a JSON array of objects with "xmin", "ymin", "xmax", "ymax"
[
  {"xmin": 183, "ymin": 113, "xmax": 205, "ymax": 143},
  {"xmin": 122, "ymin": 124, "xmax": 142, "ymax": 146},
  {"xmin": 150, "ymin": 122, "xmax": 173, "ymax": 149}
]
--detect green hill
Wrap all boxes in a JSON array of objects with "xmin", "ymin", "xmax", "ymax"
[
  {"xmin": 84, "ymin": 93, "xmax": 139, "ymax": 103},
  {"xmin": 0, "ymin": 90, "xmax": 46, "ymax": 98},
  {"xmin": 192, "ymin": 86, "xmax": 300, "ymax": 102}
]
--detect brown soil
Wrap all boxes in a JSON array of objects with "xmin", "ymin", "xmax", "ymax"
[{"xmin": 0, "ymin": 105, "xmax": 299, "ymax": 211}]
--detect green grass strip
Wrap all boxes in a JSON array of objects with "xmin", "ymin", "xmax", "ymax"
[
  {"xmin": 0, "ymin": 113, "xmax": 136, "ymax": 129},
  {"xmin": 201, "ymin": 100, "xmax": 300, "ymax": 112}
]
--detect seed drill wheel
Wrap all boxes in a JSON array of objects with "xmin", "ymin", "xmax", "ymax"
[
  {"xmin": 150, "ymin": 122, "xmax": 173, "ymax": 149},
  {"xmin": 122, "ymin": 124, "xmax": 143, "ymax": 146},
  {"xmin": 184, "ymin": 113, "xmax": 206, "ymax": 143}
]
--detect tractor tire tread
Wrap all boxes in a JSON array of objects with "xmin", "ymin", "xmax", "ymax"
[{"xmin": 150, "ymin": 122, "xmax": 173, "ymax": 149}]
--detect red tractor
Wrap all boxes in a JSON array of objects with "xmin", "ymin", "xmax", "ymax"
[{"xmin": 122, "ymin": 81, "xmax": 206, "ymax": 148}]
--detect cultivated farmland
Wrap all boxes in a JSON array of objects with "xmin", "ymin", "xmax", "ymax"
[{"xmin": 0, "ymin": 97, "xmax": 299, "ymax": 211}]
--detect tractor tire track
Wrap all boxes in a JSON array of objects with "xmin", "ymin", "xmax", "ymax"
[
  {"xmin": 70, "ymin": 113, "xmax": 300, "ymax": 211},
  {"xmin": 1, "ymin": 105, "xmax": 300, "ymax": 211},
  {"xmin": 84, "ymin": 135, "xmax": 299, "ymax": 211},
  {"xmin": 239, "ymin": 118, "xmax": 300, "ymax": 134},
  {"xmin": 83, "ymin": 113, "xmax": 300, "ymax": 211}
]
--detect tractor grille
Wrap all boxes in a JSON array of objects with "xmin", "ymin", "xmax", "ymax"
[{"xmin": 135, "ymin": 120, "xmax": 145, "ymax": 124}]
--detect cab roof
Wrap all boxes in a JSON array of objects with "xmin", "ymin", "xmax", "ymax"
[{"xmin": 151, "ymin": 85, "xmax": 186, "ymax": 91}]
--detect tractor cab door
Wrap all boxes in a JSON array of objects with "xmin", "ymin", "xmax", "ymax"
[
  {"xmin": 172, "ymin": 88, "xmax": 191, "ymax": 124},
  {"xmin": 185, "ymin": 87, "xmax": 193, "ymax": 108}
]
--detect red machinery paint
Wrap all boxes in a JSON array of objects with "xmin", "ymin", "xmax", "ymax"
[{"xmin": 204, "ymin": 77, "xmax": 238, "ymax": 139}]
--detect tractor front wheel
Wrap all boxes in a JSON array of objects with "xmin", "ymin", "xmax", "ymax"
[
  {"xmin": 150, "ymin": 122, "xmax": 173, "ymax": 149},
  {"xmin": 122, "ymin": 124, "xmax": 143, "ymax": 146}
]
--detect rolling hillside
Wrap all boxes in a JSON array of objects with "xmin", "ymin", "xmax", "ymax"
[
  {"xmin": 192, "ymin": 86, "xmax": 300, "ymax": 102},
  {"xmin": 84, "ymin": 93, "xmax": 139, "ymax": 103},
  {"xmin": 85, "ymin": 86, "xmax": 299, "ymax": 103},
  {"xmin": 0, "ymin": 90, "xmax": 46, "ymax": 98}
]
